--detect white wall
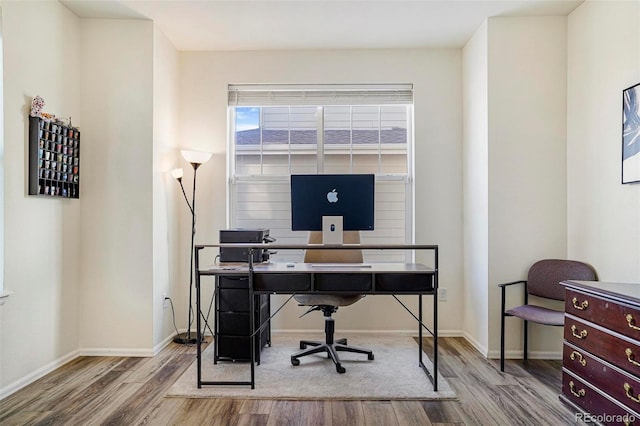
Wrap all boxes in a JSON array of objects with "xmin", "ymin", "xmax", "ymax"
[
  {"xmin": 179, "ymin": 49, "xmax": 464, "ymax": 333},
  {"xmin": 78, "ymin": 19, "xmax": 155, "ymax": 352},
  {"xmin": 487, "ymin": 16, "xmax": 569, "ymax": 358},
  {"xmin": 0, "ymin": 0, "xmax": 81, "ymax": 395},
  {"xmin": 462, "ymin": 21, "xmax": 489, "ymax": 352},
  {"xmin": 463, "ymin": 16, "xmax": 569, "ymax": 357},
  {"xmin": 567, "ymin": 0, "xmax": 640, "ymax": 282},
  {"xmin": 0, "ymin": 6, "xmax": 4, "ymax": 302},
  {"xmin": 152, "ymin": 27, "xmax": 181, "ymax": 349},
  {"xmin": 1, "ymin": 10, "xmax": 180, "ymax": 395}
]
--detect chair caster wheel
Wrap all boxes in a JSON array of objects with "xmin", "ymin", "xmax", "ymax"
[
  {"xmin": 291, "ymin": 358, "xmax": 300, "ymax": 366},
  {"xmin": 300, "ymin": 343, "xmax": 307, "ymax": 349},
  {"xmin": 368, "ymin": 353, "xmax": 374, "ymax": 360},
  {"xmin": 336, "ymin": 365, "xmax": 346, "ymax": 374}
]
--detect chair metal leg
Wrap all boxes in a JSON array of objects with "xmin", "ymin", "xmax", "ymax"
[
  {"xmin": 299, "ymin": 340, "xmax": 321, "ymax": 349},
  {"xmin": 326, "ymin": 344, "xmax": 345, "ymax": 374},
  {"xmin": 523, "ymin": 320, "xmax": 528, "ymax": 361},
  {"xmin": 500, "ymin": 286, "xmax": 506, "ymax": 372},
  {"xmin": 291, "ymin": 314, "xmax": 373, "ymax": 373},
  {"xmin": 292, "ymin": 344, "xmax": 328, "ymax": 359},
  {"xmin": 335, "ymin": 343, "xmax": 374, "ymax": 360},
  {"xmin": 500, "ymin": 320, "xmax": 506, "ymax": 372}
]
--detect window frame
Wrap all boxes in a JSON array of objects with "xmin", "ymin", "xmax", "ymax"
[{"xmin": 226, "ymin": 85, "xmax": 415, "ymax": 260}]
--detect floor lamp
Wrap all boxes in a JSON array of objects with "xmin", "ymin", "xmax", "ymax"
[{"xmin": 171, "ymin": 149, "xmax": 212, "ymax": 344}]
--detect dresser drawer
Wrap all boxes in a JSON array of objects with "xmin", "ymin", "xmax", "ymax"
[
  {"xmin": 253, "ymin": 273, "xmax": 311, "ymax": 292},
  {"xmin": 216, "ymin": 335, "xmax": 251, "ymax": 361},
  {"xmin": 562, "ymin": 370, "xmax": 639, "ymax": 425},
  {"xmin": 567, "ymin": 288, "xmax": 640, "ymax": 342},
  {"xmin": 565, "ymin": 315, "xmax": 640, "ymax": 377},
  {"xmin": 376, "ymin": 273, "xmax": 434, "ymax": 292},
  {"xmin": 219, "ymin": 275, "xmax": 250, "ymax": 289},
  {"xmin": 564, "ymin": 342, "xmax": 640, "ymax": 413},
  {"xmin": 218, "ymin": 288, "xmax": 250, "ymax": 312},
  {"xmin": 314, "ymin": 273, "xmax": 372, "ymax": 292},
  {"xmin": 218, "ymin": 312, "xmax": 250, "ymax": 336}
]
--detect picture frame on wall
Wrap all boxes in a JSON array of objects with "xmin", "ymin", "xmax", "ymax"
[{"xmin": 622, "ymin": 82, "xmax": 640, "ymax": 184}]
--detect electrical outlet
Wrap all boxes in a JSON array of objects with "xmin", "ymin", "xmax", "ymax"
[
  {"xmin": 163, "ymin": 294, "xmax": 169, "ymax": 309},
  {"xmin": 438, "ymin": 288, "xmax": 447, "ymax": 302}
]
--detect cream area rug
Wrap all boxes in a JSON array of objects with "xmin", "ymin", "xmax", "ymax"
[{"xmin": 167, "ymin": 333, "xmax": 456, "ymax": 400}]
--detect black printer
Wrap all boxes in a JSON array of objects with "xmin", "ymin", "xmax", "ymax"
[{"xmin": 219, "ymin": 228, "xmax": 274, "ymax": 263}]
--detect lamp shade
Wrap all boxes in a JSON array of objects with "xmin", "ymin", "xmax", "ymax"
[
  {"xmin": 181, "ymin": 150, "xmax": 212, "ymax": 165},
  {"xmin": 170, "ymin": 168, "xmax": 184, "ymax": 180}
]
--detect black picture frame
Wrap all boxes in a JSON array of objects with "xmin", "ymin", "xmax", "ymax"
[{"xmin": 622, "ymin": 82, "xmax": 640, "ymax": 184}]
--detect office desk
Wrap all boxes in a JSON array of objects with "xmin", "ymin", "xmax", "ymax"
[{"xmin": 194, "ymin": 244, "xmax": 439, "ymax": 390}]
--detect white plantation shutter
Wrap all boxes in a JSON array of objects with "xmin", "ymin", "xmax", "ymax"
[{"xmin": 228, "ymin": 84, "xmax": 413, "ymax": 262}]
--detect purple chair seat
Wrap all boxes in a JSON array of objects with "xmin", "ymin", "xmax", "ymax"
[
  {"xmin": 499, "ymin": 259, "xmax": 597, "ymax": 372},
  {"xmin": 506, "ymin": 305, "xmax": 564, "ymax": 326}
]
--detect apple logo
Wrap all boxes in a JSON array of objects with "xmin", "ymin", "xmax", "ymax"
[{"xmin": 327, "ymin": 189, "xmax": 338, "ymax": 203}]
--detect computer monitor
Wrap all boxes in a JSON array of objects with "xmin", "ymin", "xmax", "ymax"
[{"xmin": 291, "ymin": 174, "xmax": 375, "ymax": 243}]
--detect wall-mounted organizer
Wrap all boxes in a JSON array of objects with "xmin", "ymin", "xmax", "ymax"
[{"xmin": 28, "ymin": 115, "xmax": 80, "ymax": 198}]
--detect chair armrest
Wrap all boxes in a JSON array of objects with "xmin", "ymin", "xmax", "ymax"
[
  {"xmin": 499, "ymin": 280, "xmax": 528, "ymax": 314},
  {"xmin": 497, "ymin": 280, "xmax": 526, "ymax": 288}
]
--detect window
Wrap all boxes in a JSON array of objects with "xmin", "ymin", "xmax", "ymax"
[{"xmin": 228, "ymin": 84, "xmax": 414, "ymax": 262}]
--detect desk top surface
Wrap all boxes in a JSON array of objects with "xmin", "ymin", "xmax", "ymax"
[
  {"xmin": 201, "ymin": 262, "xmax": 435, "ymax": 274},
  {"xmin": 198, "ymin": 243, "xmax": 438, "ymax": 250}
]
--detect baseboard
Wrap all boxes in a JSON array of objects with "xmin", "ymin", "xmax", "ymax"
[
  {"xmin": 461, "ymin": 331, "xmax": 562, "ymax": 360},
  {"xmin": 462, "ymin": 330, "xmax": 489, "ymax": 357},
  {"xmin": 272, "ymin": 329, "xmax": 463, "ymax": 337},
  {"xmin": 153, "ymin": 333, "xmax": 177, "ymax": 355},
  {"xmin": 78, "ymin": 347, "xmax": 155, "ymax": 357},
  {"xmin": 0, "ymin": 349, "xmax": 80, "ymax": 400},
  {"xmin": 486, "ymin": 349, "xmax": 562, "ymax": 360}
]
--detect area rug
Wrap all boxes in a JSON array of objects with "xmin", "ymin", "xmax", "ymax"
[{"xmin": 167, "ymin": 333, "xmax": 456, "ymax": 400}]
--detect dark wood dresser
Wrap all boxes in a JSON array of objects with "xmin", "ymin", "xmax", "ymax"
[{"xmin": 561, "ymin": 280, "xmax": 640, "ymax": 425}]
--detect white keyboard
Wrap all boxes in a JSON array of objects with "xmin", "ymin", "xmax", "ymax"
[{"xmin": 310, "ymin": 263, "xmax": 372, "ymax": 268}]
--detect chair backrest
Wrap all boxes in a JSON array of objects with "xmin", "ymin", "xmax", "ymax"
[
  {"xmin": 527, "ymin": 259, "xmax": 597, "ymax": 301},
  {"xmin": 303, "ymin": 231, "xmax": 363, "ymax": 263}
]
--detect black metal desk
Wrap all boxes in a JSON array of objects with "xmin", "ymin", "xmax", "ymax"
[{"xmin": 194, "ymin": 244, "xmax": 439, "ymax": 390}]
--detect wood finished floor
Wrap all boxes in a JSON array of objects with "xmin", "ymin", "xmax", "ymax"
[{"xmin": 0, "ymin": 337, "xmax": 577, "ymax": 425}]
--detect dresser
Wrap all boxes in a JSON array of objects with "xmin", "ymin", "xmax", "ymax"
[
  {"xmin": 214, "ymin": 274, "xmax": 270, "ymax": 363},
  {"xmin": 561, "ymin": 280, "xmax": 640, "ymax": 425}
]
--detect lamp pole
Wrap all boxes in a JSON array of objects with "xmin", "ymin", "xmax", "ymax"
[{"xmin": 172, "ymin": 150, "xmax": 212, "ymax": 345}]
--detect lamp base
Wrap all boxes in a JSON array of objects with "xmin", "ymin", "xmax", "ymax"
[{"xmin": 173, "ymin": 332, "xmax": 199, "ymax": 345}]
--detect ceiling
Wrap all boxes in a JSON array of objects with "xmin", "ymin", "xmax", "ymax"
[{"xmin": 61, "ymin": 0, "xmax": 584, "ymax": 51}]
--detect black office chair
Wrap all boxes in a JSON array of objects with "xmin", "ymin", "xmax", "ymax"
[
  {"xmin": 499, "ymin": 259, "xmax": 597, "ymax": 372},
  {"xmin": 290, "ymin": 231, "xmax": 374, "ymax": 374}
]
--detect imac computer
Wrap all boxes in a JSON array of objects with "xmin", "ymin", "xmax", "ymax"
[{"xmin": 290, "ymin": 174, "xmax": 375, "ymax": 245}]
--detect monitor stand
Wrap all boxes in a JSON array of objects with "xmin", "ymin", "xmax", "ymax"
[{"xmin": 322, "ymin": 216, "xmax": 343, "ymax": 245}]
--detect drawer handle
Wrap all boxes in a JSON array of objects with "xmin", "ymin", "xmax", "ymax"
[
  {"xmin": 571, "ymin": 297, "xmax": 589, "ymax": 310},
  {"xmin": 570, "ymin": 350, "xmax": 587, "ymax": 367},
  {"xmin": 627, "ymin": 314, "xmax": 640, "ymax": 331},
  {"xmin": 569, "ymin": 381, "xmax": 586, "ymax": 398},
  {"xmin": 626, "ymin": 348, "xmax": 640, "ymax": 367},
  {"xmin": 571, "ymin": 325, "xmax": 588, "ymax": 339},
  {"xmin": 625, "ymin": 383, "xmax": 640, "ymax": 403}
]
